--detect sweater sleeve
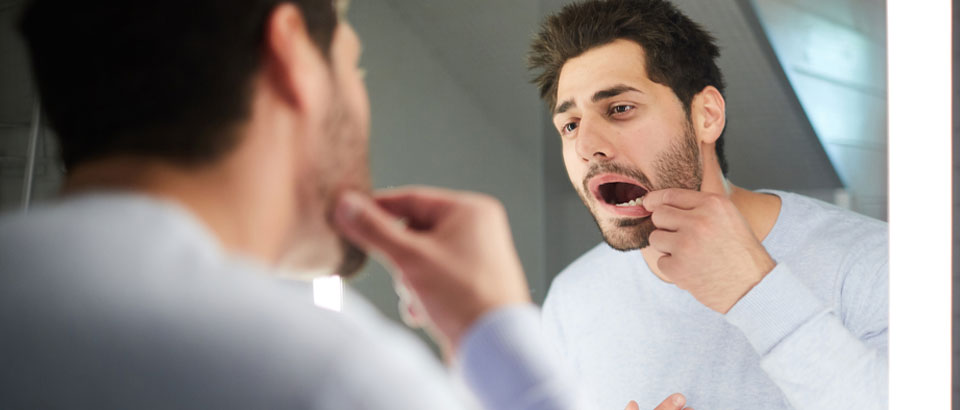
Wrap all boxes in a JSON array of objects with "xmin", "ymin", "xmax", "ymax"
[
  {"xmin": 457, "ymin": 304, "xmax": 581, "ymax": 410},
  {"xmin": 725, "ymin": 263, "xmax": 888, "ymax": 410}
]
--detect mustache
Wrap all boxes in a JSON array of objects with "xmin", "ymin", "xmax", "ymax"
[{"xmin": 581, "ymin": 162, "xmax": 656, "ymax": 195}]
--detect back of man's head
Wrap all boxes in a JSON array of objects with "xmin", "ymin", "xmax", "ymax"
[{"xmin": 19, "ymin": 0, "xmax": 338, "ymax": 171}]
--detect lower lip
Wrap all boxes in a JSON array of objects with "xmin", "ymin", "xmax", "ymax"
[{"xmin": 597, "ymin": 200, "xmax": 652, "ymax": 218}]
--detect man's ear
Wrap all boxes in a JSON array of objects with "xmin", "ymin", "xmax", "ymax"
[
  {"xmin": 690, "ymin": 86, "xmax": 725, "ymax": 145},
  {"xmin": 262, "ymin": 3, "xmax": 329, "ymax": 113}
]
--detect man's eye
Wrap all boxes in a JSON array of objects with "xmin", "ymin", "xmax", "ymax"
[
  {"xmin": 609, "ymin": 105, "xmax": 634, "ymax": 115},
  {"xmin": 562, "ymin": 122, "xmax": 578, "ymax": 133}
]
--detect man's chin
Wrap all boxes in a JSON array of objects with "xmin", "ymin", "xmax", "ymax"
[
  {"xmin": 334, "ymin": 239, "xmax": 367, "ymax": 279},
  {"xmin": 602, "ymin": 235, "xmax": 651, "ymax": 252},
  {"xmin": 276, "ymin": 235, "xmax": 367, "ymax": 280},
  {"xmin": 597, "ymin": 217, "xmax": 656, "ymax": 251}
]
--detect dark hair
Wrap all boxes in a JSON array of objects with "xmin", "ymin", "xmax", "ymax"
[
  {"xmin": 528, "ymin": 0, "xmax": 729, "ymax": 175},
  {"xmin": 19, "ymin": 0, "xmax": 338, "ymax": 171}
]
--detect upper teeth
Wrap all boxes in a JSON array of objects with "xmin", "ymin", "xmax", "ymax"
[{"xmin": 615, "ymin": 197, "xmax": 644, "ymax": 207}]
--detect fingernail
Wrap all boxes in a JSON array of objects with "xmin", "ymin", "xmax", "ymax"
[
  {"xmin": 673, "ymin": 395, "xmax": 684, "ymax": 406},
  {"xmin": 335, "ymin": 191, "xmax": 363, "ymax": 223}
]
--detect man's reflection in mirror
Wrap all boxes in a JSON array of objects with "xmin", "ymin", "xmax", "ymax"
[{"xmin": 529, "ymin": 1, "xmax": 888, "ymax": 409}]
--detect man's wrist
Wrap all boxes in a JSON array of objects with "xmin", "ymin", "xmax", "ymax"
[
  {"xmin": 449, "ymin": 294, "xmax": 533, "ymax": 353},
  {"xmin": 725, "ymin": 264, "xmax": 826, "ymax": 355},
  {"xmin": 722, "ymin": 254, "xmax": 777, "ymax": 313}
]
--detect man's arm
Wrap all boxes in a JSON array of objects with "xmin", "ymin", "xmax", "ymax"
[
  {"xmin": 643, "ymin": 189, "xmax": 887, "ymax": 409},
  {"xmin": 725, "ymin": 263, "xmax": 887, "ymax": 409}
]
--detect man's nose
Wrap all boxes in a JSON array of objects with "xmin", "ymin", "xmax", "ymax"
[{"xmin": 575, "ymin": 115, "xmax": 616, "ymax": 163}]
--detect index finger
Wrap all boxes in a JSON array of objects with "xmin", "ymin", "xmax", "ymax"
[
  {"xmin": 642, "ymin": 188, "xmax": 706, "ymax": 211},
  {"xmin": 333, "ymin": 191, "xmax": 420, "ymax": 260},
  {"xmin": 372, "ymin": 185, "xmax": 468, "ymax": 230}
]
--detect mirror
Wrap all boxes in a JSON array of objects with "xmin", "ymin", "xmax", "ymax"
[
  {"xmin": 340, "ymin": 0, "xmax": 887, "ymax": 324},
  {"xmin": 0, "ymin": 0, "xmax": 887, "ymax": 347}
]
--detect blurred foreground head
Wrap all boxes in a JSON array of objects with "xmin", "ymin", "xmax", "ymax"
[{"xmin": 19, "ymin": 0, "xmax": 371, "ymax": 277}]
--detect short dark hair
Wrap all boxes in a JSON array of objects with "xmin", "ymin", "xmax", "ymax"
[
  {"xmin": 19, "ymin": 0, "xmax": 338, "ymax": 171},
  {"xmin": 528, "ymin": 0, "xmax": 729, "ymax": 175}
]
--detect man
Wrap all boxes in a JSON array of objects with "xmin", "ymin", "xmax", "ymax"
[
  {"xmin": 528, "ymin": 1, "xmax": 888, "ymax": 409},
  {"xmin": 0, "ymin": 0, "xmax": 707, "ymax": 409},
  {"xmin": 0, "ymin": 0, "xmax": 703, "ymax": 409}
]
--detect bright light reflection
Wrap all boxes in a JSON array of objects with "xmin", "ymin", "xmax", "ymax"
[{"xmin": 313, "ymin": 275, "xmax": 344, "ymax": 312}]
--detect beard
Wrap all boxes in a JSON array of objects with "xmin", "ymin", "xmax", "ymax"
[
  {"xmin": 323, "ymin": 98, "xmax": 370, "ymax": 279},
  {"xmin": 575, "ymin": 120, "xmax": 703, "ymax": 251},
  {"xmin": 280, "ymin": 92, "xmax": 370, "ymax": 279}
]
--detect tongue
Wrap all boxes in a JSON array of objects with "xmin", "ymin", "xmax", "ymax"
[{"xmin": 614, "ymin": 183, "xmax": 646, "ymax": 204}]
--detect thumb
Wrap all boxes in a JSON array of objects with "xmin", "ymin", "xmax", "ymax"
[
  {"xmin": 653, "ymin": 393, "xmax": 686, "ymax": 410},
  {"xmin": 624, "ymin": 400, "xmax": 640, "ymax": 410},
  {"xmin": 334, "ymin": 191, "xmax": 419, "ymax": 261}
]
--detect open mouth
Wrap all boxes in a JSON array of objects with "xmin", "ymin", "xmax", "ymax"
[
  {"xmin": 598, "ymin": 182, "xmax": 648, "ymax": 207},
  {"xmin": 587, "ymin": 174, "xmax": 650, "ymax": 210},
  {"xmin": 585, "ymin": 173, "xmax": 651, "ymax": 218}
]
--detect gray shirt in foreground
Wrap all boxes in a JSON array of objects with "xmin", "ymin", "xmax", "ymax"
[
  {"xmin": 543, "ymin": 190, "xmax": 888, "ymax": 410},
  {"xmin": 0, "ymin": 193, "xmax": 576, "ymax": 409}
]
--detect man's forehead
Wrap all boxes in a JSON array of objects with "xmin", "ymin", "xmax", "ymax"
[{"xmin": 555, "ymin": 39, "xmax": 651, "ymax": 104}]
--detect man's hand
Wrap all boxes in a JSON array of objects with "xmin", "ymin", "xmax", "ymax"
[
  {"xmin": 333, "ymin": 186, "xmax": 531, "ymax": 356},
  {"xmin": 642, "ymin": 188, "xmax": 776, "ymax": 313},
  {"xmin": 624, "ymin": 393, "xmax": 694, "ymax": 410}
]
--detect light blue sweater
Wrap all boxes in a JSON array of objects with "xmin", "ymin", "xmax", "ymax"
[
  {"xmin": 0, "ymin": 193, "xmax": 575, "ymax": 409},
  {"xmin": 542, "ymin": 190, "xmax": 888, "ymax": 410}
]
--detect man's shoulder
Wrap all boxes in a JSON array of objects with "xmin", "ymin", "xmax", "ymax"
[
  {"xmin": 770, "ymin": 190, "xmax": 887, "ymax": 253},
  {"xmin": 775, "ymin": 189, "xmax": 886, "ymax": 227},
  {"xmin": 767, "ymin": 190, "xmax": 888, "ymax": 300},
  {"xmin": 0, "ymin": 198, "xmax": 451, "ymax": 408},
  {"xmin": 0, "ymin": 199, "xmax": 74, "ymax": 244},
  {"xmin": 0, "ymin": 194, "xmax": 206, "ymax": 258}
]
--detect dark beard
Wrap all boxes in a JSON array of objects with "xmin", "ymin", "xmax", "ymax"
[
  {"xmin": 605, "ymin": 217, "xmax": 657, "ymax": 251},
  {"xmin": 330, "ymin": 107, "xmax": 371, "ymax": 279},
  {"xmin": 578, "ymin": 120, "xmax": 703, "ymax": 251},
  {"xmin": 335, "ymin": 238, "xmax": 367, "ymax": 278},
  {"xmin": 319, "ymin": 90, "xmax": 371, "ymax": 279}
]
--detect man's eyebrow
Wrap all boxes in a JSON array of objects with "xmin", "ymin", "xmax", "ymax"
[
  {"xmin": 554, "ymin": 100, "xmax": 575, "ymax": 115},
  {"xmin": 553, "ymin": 85, "xmax": 642, "ymax": 116},
  {"xmin": 592, "ymin": 85, "xmax": 641, "ymax": 102}
]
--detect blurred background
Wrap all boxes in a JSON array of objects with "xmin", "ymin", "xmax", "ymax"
[{"xmin": 0, "ymin": 0, "xmax": 886, "ymax": 333}]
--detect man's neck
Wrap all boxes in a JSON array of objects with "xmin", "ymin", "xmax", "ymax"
[{"xmin": 62, "ymin": 155, "xmax": 295, "ymax": 264}]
